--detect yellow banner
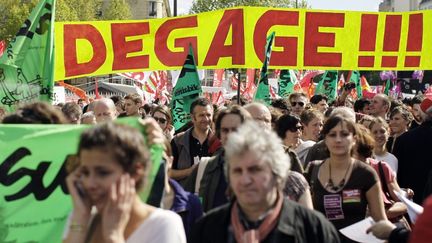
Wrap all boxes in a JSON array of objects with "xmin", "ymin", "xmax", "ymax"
[{"xmin": 54, "ymin": 6, "xmax": 431, "ymax": 81}]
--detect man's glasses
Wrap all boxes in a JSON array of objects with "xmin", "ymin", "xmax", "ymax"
[
  {"xmin": 288, "ymin": 125, "xmax": 303, "ymax": 132},
  {"xmin": 153, "ymin": 117, "xmax": 167, "ymax": 124},
  {"xmin": 291, "ymin": 102, "xmax": 305, "ymax": 107}
]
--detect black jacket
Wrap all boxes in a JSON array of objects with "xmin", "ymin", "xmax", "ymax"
[
  {"xmin": 190, "ymin": 198, "xmax": 340, "ymax": 243},
  {"xmin": 394, "ymin": 120, "xmax": 432, "ymax": 204}
]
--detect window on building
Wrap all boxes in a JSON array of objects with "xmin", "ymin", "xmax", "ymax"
[{"xmin": 149, "ymin": 1, "xmax": 157, "ymax": 17}]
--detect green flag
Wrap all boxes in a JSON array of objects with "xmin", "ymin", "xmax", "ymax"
[
  {"xmin": 315, "ymin": 71, "xmax": 338, "ymax": 102},
  {"xmin": 349, "ymin": 70, "xmax": 362, "ymax": 98},
  {"xmin": 0, "ymin": 0, "xmax": 56, "ymax": 112},
  {"xmin": 384, "ymin": 79, "xmax": 391, "ymax": 95},
  {"xmin": 0, "ymin": 117, "xmax": 163, "ymax": 242},
  {"xmin": 171, "ymin": 44, "xmax": 202, "ymax": 131},
  {"xmin": 278, "ymin": 70, "xmax": 298, "ymax": 97},
  {"xmin": 254, "ymin": 32, "xmax": 275, "ymax": 105}
]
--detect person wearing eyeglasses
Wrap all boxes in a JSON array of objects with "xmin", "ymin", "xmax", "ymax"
[
  {"xmin": 274, "ymin": 114, "xmax": 304, "ymax": 174},
  {"xmin": 151, "ymin": 105, "xmax": 174, "ymax": 141},
  {"xmin": 289, "ymin": 92, "xmax": 309, "ymax": 117}
]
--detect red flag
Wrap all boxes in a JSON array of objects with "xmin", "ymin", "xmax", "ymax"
[
  {"xmin": 300, "ymin": 70, "xmax": 324, "ymax": 88},
  {"xmin": 215, "ymin": 91, "xmax": 225, "ymax": 106},
  {"xmin": 213, "ymin": 69, "xmax": 224, "ymax": 87},
  {"xmin": 57, "ymin": 81, "xmax": 88, "ymax": 102},
  {"xmin": 231, "ymin": 73, "xmax": 245, "ymax": 93},
  {"xmin": 242, "ymin": 69, "xmax": 256, "ymax": 101},
  {"xmin": 0, "ymin": 40, "xmax": 5, "ymax": 57}
]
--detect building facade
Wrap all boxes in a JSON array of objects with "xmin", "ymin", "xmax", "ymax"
[
  {"xmin": 379, "ymin": 0, "xmax": 419, "ymax": 11},
  {"xmin": 419, "ymin": 0, "xmax": 432, "ymax": 9}
]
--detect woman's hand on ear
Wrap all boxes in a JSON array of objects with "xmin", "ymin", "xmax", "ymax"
[{"xmin": 102, "ymin": 174, "xmax": 136, "ymax": 243}]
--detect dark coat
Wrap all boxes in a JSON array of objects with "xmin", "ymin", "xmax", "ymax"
[
  {"xmin": 190, "ymin": 199, "xmax": 340, "ymax": 243},
  {"xmin": 183, "ymin": 150, "xmax": 228, "ymax": 212},
  {"xmin": 394, "ymin": 120, "xmax": 432, "ymax": 204},
  {"xmin": 169, "ymin": 179, "xmax": 203, "ymax": 240}
]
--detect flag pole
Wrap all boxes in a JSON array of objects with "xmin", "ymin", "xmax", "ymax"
[{"xmin": 237, "ymin": 69, "xmax": 241, "ymax": 105}]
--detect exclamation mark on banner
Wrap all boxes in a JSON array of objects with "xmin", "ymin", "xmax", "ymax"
[
  {"xmin": 381, "ymin": 15, "xmax": 402, "ymax": 68},
  {"xmin": 358, "ymin": 14, "xmax": 378, "ymax": 67},
  {"xmin": 405, "ymin": 13, "xmax": 423, "ymax": 67}
]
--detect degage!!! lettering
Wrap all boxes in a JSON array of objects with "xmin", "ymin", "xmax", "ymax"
[
  {"xmin": 61, "ymin": 9, "xmax": 347, "ymax": 77},
  {"xmin": 57, "ymin": 7, "xmax": 426, "ymax": 80}
]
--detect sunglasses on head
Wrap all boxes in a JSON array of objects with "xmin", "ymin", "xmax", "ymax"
[
  {"xmin": 291, "ymin": 102, "xmax": 305, "ymax": 107},
  {"xmin": 153, "ymin": 117, "xmax": 167, "ymax": 124},
  {"xmin": 288, "ymin": 125, "xmax": 303, "ymax": 132}
]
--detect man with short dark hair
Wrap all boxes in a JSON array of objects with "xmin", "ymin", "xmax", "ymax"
[
  {"xmin": 170, "ymin": 98, "xmax": 214, "ymax": 186},
  {"xmin": 289, "ymin": 92, "xmax": 308, "ymax": 116},
  {"xmin": 310, "ymin": 94, "xmax": 328, "ymax": 113},
  {"xmin": 62, "ymin": 102, "xmax": 82, "ymax": 124},
  {"xmin": 184, "ymin": 106, "xmax": 252, "ymax": 212},
  {"xmin": 410, "ymin": 95, "xmax": 425, "ymax": 130},
  {"xmin": 354, "ymin": 98, "xmax": 371, "ymax": 114},
  {"xmin": 124, "ymin": 93, "xmax": 143, "ymax": 117},
  {"xmin": 271, "ymin": 98, "xmax": 290, "ymax": 114}
]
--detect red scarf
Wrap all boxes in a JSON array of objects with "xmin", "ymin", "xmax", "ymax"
[{"xmin": 230, "ymin": 192, "xmax": 283, "ymax": 243}]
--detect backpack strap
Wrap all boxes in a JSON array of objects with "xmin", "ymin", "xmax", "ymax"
[
  {"xmin": 378, "ymin": 160, "xmax": 392, "ymax": 200},
  {"xmin": 194, "ymin": 156, "xmax": 212, "ymax": 195}
]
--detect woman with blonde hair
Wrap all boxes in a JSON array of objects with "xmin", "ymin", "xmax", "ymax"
[{"xmin": 369, "ymin": 117, "xmax": 398, "ymax": 174}]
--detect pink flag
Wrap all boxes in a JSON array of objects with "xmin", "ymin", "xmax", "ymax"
[{"xmin": 0, "ymin": 40, "xmax": 5, "ymax": 57}]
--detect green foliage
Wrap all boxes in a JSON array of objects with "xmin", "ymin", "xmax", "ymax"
[
  {"xmin": 190, "ymin": 0, "xmax": 309, "ymax": 14},
  {"xmin": 101, "ymin": 0, "xmax": 132, "ymax": 20},
  {"xmin": 0, "ymin": 0, "xmax": 39, "ymax": 42}
]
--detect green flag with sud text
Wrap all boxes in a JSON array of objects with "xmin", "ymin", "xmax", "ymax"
[
  {"xmin": 278, "ymin": 70, "xmax": 298, "ymax": 98},
  {"xmin": 254, "ymin": 32, "xmax": 275, "ymax": 105},
  {"xmin": 315, "ymin": 70, "xmax": 338, "ymax": 102},
  {"xmin": 0, "ymin": 0, "xmax": 55, "ymax": 112},
  {"xmin": 0, "ymin": 117, "xmax": 163, "ymax": 242},
  {"xmin": 171, "ymin": 45, "xmax": 202, "ymax": 131}
]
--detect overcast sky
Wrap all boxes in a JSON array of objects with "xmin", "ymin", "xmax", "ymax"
[{"xmin": 170, "ymin": 0, "xmax": 382, "ymax": 15}]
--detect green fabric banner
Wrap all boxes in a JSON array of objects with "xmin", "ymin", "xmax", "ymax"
[
  {"xmin": 349, "ymin": 70, "xmax": 362, "ymax": 98},
  {"xmin": 254, "ymin": 32, "xmax": 275, "ymax": 105},
  {"xmin": 384, "ymin": 79, "xmax": 391, "ymax": 95},
  {"xmin": 278, "ymin": 70, "xmax": 298, "ymax": 98},
  {"xmin": 0, "ymin": 117, "xmax": 163, "ymax": 242},
  {"xmin": 171, "ymin": 45, "xmax": 202, "ymax": 131},
  {"xmin": 315, "ymin": 70, "xmax": 338, "ymax": 102},
  {"xmin": 0, "ymin": 0, "xmax": 55, "ymax": 112}
]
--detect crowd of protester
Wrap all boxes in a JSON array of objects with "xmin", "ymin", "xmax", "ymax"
[{"xmin": 1, "ymin": 89, "xmax": 432, "ymax": 243}]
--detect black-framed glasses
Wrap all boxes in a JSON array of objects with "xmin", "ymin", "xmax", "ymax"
[
  {"xmin": 291, "ymin": 102, "xmax": 305, "ymax": 107},
  {"xmin": 153, "ymin": 117, "xmax": 167, "ymax": 124},
  {"xmin": 288, "ymin": 125, "xmax": 303, "ymax": 132}
]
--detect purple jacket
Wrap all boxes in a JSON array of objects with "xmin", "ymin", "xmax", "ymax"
[{"xmin": 169, "ymin": 178, "xmax": 203, "ymax": 239}]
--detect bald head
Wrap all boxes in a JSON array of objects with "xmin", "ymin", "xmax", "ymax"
[
  {"xmin": 244, "ymin": 102, "xmax": 272, "ymax": 129},
  {"xmin": 93, "ymin": 98, "xmax": 118, "ymax": 123}
]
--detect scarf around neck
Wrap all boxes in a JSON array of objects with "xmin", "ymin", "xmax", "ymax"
[{"xmin": 230, "ymin": 192, "xmax": 283, "ymax": 243}]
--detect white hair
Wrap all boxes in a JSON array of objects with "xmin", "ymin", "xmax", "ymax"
[{"xmin": 224, "ymin": 120, "xmax": 290, "ymax": 188}]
